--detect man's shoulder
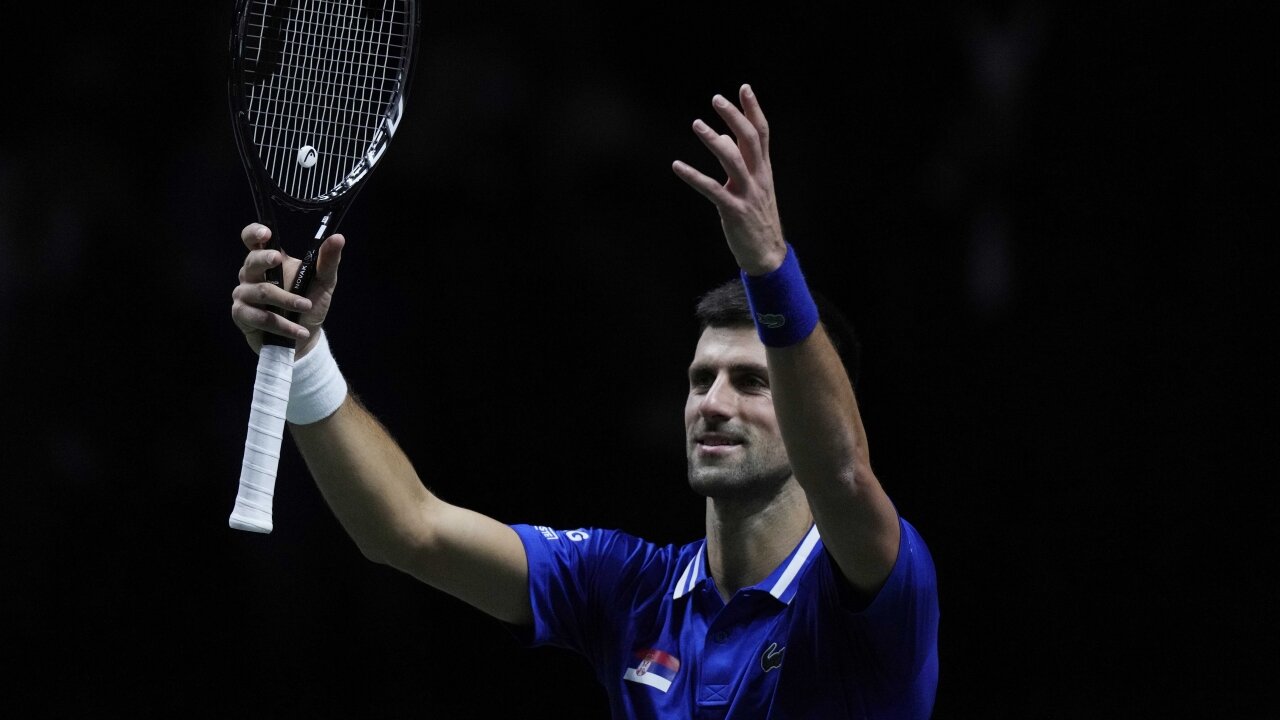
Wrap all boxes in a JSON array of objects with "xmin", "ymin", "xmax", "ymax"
[
  {"xmin": 512, "ymin": 524, "xmax": 705, "ymax": 616},
  {"xmin": 512, "ymin": 523, "xmax": 702, "ymax": 570}
]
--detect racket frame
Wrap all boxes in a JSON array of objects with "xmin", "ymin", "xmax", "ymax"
[{"xmin": 228, "ymin": 0, "xmax": 419, "ymax": 332}]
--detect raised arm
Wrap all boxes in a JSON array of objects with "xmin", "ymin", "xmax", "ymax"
[
  {"xmin": 230, "ymin": 224, "xmax": 532, "ymax": 625},
  {"xmin": 672, "ymin": 86, "xmax": 900, "ymax": 595}
]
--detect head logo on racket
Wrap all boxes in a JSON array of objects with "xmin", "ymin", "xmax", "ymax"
[{"xmin": 297, "ymin": 145, "xmax": 318, "ymax": 169}]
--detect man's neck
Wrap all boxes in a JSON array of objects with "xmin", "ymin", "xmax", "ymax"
[{"xmin": 703, "ymin": 478, "xmax": 813, "ymax": 603}]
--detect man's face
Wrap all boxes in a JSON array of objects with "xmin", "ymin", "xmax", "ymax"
[{"xmin": 685, "ymin": 325, "xmax": 792, "ymax": 498}]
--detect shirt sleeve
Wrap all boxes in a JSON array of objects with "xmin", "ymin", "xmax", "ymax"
[
  {"xmin": 843, "ymin": 517, "xmax": 941, "ymax": 682},
  {"xmin": 508, "ymin": 524, "xmax": 667, "ymax": 663}
]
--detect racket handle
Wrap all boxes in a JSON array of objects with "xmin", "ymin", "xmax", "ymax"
[{"xmin": 230, "ymin": 344, "xmax": 296, "ymax": 533}]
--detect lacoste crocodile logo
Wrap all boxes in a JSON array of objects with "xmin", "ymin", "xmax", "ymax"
[
  {"xmin": 760, "ymin": 642, "xmax": 785, "ymax": 672},
  {"xmin": 756, "ymin": 313, "xmax": 786, "ymax": 329}
]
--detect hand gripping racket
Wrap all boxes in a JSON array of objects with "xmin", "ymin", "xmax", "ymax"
[{"xmin": 227, "ymin": 0, "xmax": 419, "ymax": 532}]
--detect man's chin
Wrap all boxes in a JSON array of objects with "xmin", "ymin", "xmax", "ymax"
[
  {"xmin": 687, "ymin": 465, "xmax": 787, "ymax": 500},
  {"xmin": 686, "ymin": 461, "xmax": 762, "ymax": 497},
  {"xmin": 688, "ymin": 461, "xmax": 737, "ymax": 493}
]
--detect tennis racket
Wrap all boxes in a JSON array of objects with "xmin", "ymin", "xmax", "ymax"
[{"xmin": 227, "ymin": 0, "xmax": 420, "ymax": 533}]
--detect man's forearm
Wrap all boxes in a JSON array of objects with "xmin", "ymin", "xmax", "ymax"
[
  {"xmin": 768, "ymin": 325, "xmax": 901, "ymax": 594},
  {"xmin": 289, "ymin": 393, "xmax": 438, "ymax": 567},
  {"xmin": 767, "ymin": 325, "xmax": 865, "ymax": 492}
]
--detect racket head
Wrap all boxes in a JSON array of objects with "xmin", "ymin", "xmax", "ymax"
[{"xmin": 228, "ymin": 0, "xmax": 420, "ymax": 215}]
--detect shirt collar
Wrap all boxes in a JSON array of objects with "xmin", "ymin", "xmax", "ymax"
[{"xmin": 671, "ymin": 524, "xmax": 823, "ymax": 605}]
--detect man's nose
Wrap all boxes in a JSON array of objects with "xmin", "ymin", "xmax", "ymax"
[{"xmin": 698, "ymin": 375, "xmax": 735, "ymax": 419}]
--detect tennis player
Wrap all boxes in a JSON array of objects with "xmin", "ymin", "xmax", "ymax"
[{"xmin": 231, "ymin": 84, "xmax": 939, "ymax": 718}]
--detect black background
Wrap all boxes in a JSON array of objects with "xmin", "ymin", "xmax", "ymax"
[{"xmin": 1, "ymin": 2, "xmax": 1271, "ymax": 717}]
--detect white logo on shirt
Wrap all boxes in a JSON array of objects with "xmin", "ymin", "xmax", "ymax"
[
  {"xmin": 761, "ymin": 642, "xmax": 785, "ymax": 672},
  {"xmin": 536, "ymin": 526, "xmax": 559, "ymax": 540},
  {"xmin": 565, "ymin": 529, "xmax": 590, "ymax": 542}
]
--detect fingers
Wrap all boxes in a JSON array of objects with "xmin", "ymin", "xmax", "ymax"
[
  {"xmin": 690, "ymin": 117, "xmax": 751, "ymax": 193},
  {"xmin": 672, "ymin": 84, "xmax": 772, "ymax": 203},
  {"xmin": 233, "ymin": 234, "xmax": 313, "ymax": 342},
  {"xmin": 232, "ymin": 299, "xmax": 312, "ymax": 341},
  {"xmin": 232, "ymin": 273, "xmax": 312, "ymax": 316},
  {"xmin": 241, "ymin": 223, "xmax": 271, "ymax": 251},
  {"xmin": 238, "ymin": 223, "xmax": 294, "ymax": 285},
  {"xmin": 710, "ymin": 90, "xmax": 764, "ymax": 171},
  {"xmin": 672, "ymin": 85, "xmax": 785, "ymax": 275},
  {"xmin": 290, "ymin": 233, "xmax": 345, "ymax": 333},
  {"xmin": 313, "ymin": 233, "xmax": 345, "ymax": 286},
  {"xmin": 231, "ymin": 276, "xmax": 312, "ymax": 340},
  {"xmin": 737, "ymin": 84, "xmax": 770, "ymax": 164},
  {"xmin": 239, "ymin": 247, "xmax": 284, "ymax": 283},
  {"xmin": 671, "ymin": 159, "xmax": 726, "ymax": 204}
]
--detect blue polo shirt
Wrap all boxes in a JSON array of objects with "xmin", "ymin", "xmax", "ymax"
[{"xmin": 510, "ymin": 518, "xmax": 939, "ymax": 719}]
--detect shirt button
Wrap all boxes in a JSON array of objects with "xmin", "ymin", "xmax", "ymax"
[{"xmin": 712, "ymin": 630, "xmax": 729, "ymax": 643}]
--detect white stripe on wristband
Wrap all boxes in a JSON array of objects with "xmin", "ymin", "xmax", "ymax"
[{"xmin": 286, "ymin": 329, "xmax": 348, "ymax": 425}]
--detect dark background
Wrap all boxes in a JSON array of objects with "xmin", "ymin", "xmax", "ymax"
[{"xmin": 1, "ymin": 2, "xmax": 1270, "ymax": 717}]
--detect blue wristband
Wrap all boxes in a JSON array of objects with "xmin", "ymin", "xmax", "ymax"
[{"xmin": 740, "ymin": 243, "xmax": 820, "ymax": 347}]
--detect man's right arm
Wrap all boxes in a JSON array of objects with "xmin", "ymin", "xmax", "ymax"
[
  {"xmin": 290, "ymin": 395, "xmax": 532, "ymax": 625},
  {"xmin": 231, "ymin": 223, "xmax": 532, "ymax": 626}
]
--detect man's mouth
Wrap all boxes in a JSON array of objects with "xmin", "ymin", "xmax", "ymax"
[
  {"xmin": 699, "ymin": 434, "xmax": 739, "ymax": 446},
  {"xmin": 695, "ymin": 433, "xmax": 744, "ymax": 453}
]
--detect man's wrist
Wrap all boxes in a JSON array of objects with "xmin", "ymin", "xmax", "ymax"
[
  {"xmin": 287, "ymin": 329, "xmax": 348, "ymax": 425},
  {"xmin": 737, "ymin": 243, "xmax": 788, "ymax": 277},
  {"xmin": 739, "ymin": 242, "xmax": 820, "ymax": 347}
]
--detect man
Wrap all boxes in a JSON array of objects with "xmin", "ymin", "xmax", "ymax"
[{"xmin": 231, "ymin": 84, "xmax": 939, "ymax": 718}]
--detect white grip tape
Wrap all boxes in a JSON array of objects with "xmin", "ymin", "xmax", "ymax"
[{"xmin": 229, "ymin": 344, "xmax": 295, "ymax": 533}]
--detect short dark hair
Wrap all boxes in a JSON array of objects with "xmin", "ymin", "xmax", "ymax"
[{"xmin": 694, "ymin": 279, "xmax": 862, "ymax": 390}]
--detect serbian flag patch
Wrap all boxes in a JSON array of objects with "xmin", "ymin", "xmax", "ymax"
[{"xmin": 623, "ymin": 648, "xmax": 681, "ymax": 693}]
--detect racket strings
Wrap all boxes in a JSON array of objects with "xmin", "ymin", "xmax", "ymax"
[{"xmin": 242, "ymin": 0, "xmax": 409, "ymax": 202}]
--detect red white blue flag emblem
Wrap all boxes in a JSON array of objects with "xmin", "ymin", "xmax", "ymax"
[{"xmin": 623, "ymin": 648, "xmax": 681, "ymax": 693}]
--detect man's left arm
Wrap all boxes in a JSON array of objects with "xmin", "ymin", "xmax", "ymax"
[{"xmin": 673, "ymin": 84, "xmax": 900, "ymax": 596}]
